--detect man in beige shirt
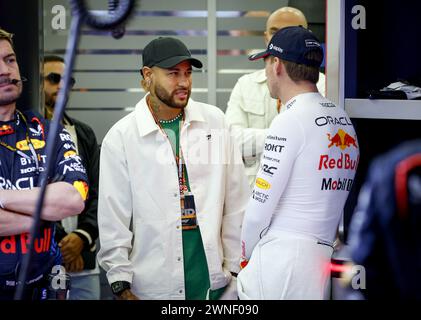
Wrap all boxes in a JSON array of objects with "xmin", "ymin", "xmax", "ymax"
[{"xmin": 225, "ymin": 7, "xmax": 326, "ymax": 187}]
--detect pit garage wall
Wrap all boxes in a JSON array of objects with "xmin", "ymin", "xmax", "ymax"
[
  {"xmin": 43, "ymin": 0, "xmax": 326, "ymax": 142},
  {"xmin": 328, "ymin": 0, "xmax": 421, "ymax": 241}
]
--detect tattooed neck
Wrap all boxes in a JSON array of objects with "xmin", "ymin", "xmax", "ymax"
[
  {"xmin": 149, "ymin": 96, "xmax": 161, "ymax": 116},
  {"xmin": 147, "ymin": 94, "xmax": 182, "ymax": 121}
]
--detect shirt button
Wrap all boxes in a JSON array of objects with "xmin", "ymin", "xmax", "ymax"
[
  {"xmin": 179, "ymin": 290, "xmax": 183, "ymax": 294},
  {"xmin": 173, "ymin": 193, "xmax": 178, "ymax": 197},
  {"xmin": 177, "ymin": 257, "xmax": 181, "ymax": 261},
  {"xmin": 176, "ymin": 225, "xmax": 180, "ymax": 229}
]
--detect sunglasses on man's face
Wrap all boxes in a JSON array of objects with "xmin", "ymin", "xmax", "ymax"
[{"xmin": 45, "ymin": 72, "xmax": 76, "ymax": 87}]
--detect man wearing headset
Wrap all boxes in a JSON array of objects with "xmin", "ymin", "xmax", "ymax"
[{"xmin": 0, "ymin": 28, "xmax": 88, "ymax": 300}]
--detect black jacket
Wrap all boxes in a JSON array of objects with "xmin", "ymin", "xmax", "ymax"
[
  {"xmin": 55, "ymin": 113, "xmax": 100, "ymax": 270},
  {"xmin": 348, "ymin": 139, "xmax": 421, "ymax": 299}
]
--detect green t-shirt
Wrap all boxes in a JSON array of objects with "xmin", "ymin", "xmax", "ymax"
[{"xmin": 160, "ymin": 114, "xmax": 225, "ymax": 300}]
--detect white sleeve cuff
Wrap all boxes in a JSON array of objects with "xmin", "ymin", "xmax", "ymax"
[{"xmin": 74, "ymin": 228, "xmax": 93, "ymax": 245}]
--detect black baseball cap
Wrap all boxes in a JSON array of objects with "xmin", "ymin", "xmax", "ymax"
[
  {"xmin": 249, "ymin": 26, "xmax": 323, "ymax": 68},
  {"xmin": 141, "ymin": 37, "xmax": 202, "ymax": 75}
]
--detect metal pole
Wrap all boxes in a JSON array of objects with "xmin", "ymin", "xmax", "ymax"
[{"xmin": 207, "ymin": 0, "xmax": 217, "ymax": 106}]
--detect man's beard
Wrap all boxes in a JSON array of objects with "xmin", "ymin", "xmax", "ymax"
[
  {"xmin": 45, "ymin": 93, "xmax": 56, "ymax": 108},
  {"xmin": 0, "ymin": 82, "xmax": 22, "ymax": 107},
  {"xmin": 45, "ymin": 92, "xmax": 69, "ymax": 109},
  {"xmin": 155, "ymin": 83, "xmax": 190, "ymax": 109}
]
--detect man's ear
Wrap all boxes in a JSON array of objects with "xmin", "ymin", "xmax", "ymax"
[
  {"xmin": 274, "ymin": 57, "xmax": 284, "ymax": 75},
  {"xmin": 142, "ymin": 67, "xmax": 152, "ymax": 79}
]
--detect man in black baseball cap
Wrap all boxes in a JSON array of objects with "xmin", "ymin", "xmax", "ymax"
[
  {"xmin": 141, "ymin": 37, "xmax": 202, "ymax": 72},
  {"xmin": 139, "ymin": 37, "xmax": 203, "ymax": 118},
  {"xmin": 98, "ymin": 36, "xmax": 249, "ymax": 301}
]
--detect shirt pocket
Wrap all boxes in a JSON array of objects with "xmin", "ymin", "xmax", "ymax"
[{"xmin": 242, "ymin": 100, "xmax": 266, "ymax": 128}]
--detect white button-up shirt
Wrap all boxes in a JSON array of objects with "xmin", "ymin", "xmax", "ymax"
[{"xmin": 97, "ymin": 95, "xmax": 249, "ymax": 299}]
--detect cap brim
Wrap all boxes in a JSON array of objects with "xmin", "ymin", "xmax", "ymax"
[
  {"xmin": 155, "ymin": 56, "xmax": 203, "ymax": 69},
  {"xmin": 248, "ymin": 50, "xmax": 270, "ymax": 61}
]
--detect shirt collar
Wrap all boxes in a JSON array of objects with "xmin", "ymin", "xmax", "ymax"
[
  {"xmin": 135, "ymin": 94, "xmax": 205, "ymax": 137},
  {"xmin": 184, "ymin": 99, "xmax": 205, "ymax": 124},
  {"xmin": 254, "ymin": 69, "xmax": 267, "ymax": 84}
]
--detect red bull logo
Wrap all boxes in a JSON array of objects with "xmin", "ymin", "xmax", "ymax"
[
  {"xmin": 0, "ymin": 124, "xmax": 14, "ymax": 136},
  {"xmin": 0, "ymin": 228, "xmax": 52, "ymax": 254},
  {"xmin": 327, "ymin": 129, "xmax": 358, "ymax": 150}
]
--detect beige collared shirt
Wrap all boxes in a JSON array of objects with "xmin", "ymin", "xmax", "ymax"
[{"xmin": 225, "ymin": 69, "xmax": 326, "ymax": 187}]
